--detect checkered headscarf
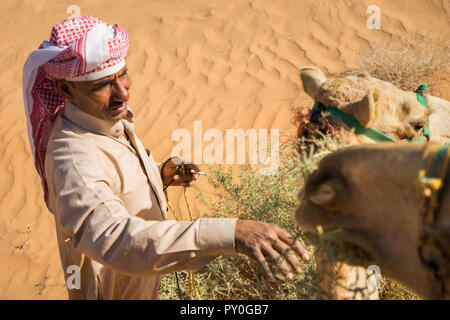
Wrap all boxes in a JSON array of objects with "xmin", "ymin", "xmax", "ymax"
[{"xmin": 22, "ymin": 16, "xmax": 129, "ymax": 208}]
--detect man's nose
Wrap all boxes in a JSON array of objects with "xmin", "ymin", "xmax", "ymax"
[{"xmin": 111, "ymin": 78, "xmax": 129, "ymax": 102}]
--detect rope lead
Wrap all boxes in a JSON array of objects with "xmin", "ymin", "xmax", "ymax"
[{"xmin": 161, "ymin": 161, "xmax": 201, "ymax": 300}]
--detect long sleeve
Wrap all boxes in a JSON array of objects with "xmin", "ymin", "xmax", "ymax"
[{"xmin": 46, "ymin": 134, "xmax": 237, "ymax": 278}]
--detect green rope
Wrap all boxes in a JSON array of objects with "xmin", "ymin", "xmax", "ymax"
[
  {"xmin": 311, "ymin": 103, "xmax": 398, "ymax": 142},
  {"xmin": 414, "ymin": 83, "xmax": 430, "ymax": 141},
  {"xmin": 415, "ymin": 83, "xmax": 428, "ymax": 107},
  {"xmin": 310, "ymin": 82, "xmax": 430, "ymax": 143}
]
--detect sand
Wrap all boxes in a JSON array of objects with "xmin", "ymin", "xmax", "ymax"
[{"xmin": 0, "ymin": 0, "xmax": 448, "ymax": 299}]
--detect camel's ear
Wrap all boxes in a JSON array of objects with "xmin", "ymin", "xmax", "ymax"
[
  {"xmin": 300, "ymin": 66, "xmax": 327, "ymax": 99},
  {"xmin": 350, "ymin": 86, "xmax": 382, "ymax": 127},
  {"xmin": 307, "ymin": 178, "xmax": 346, "ymax": 211}
]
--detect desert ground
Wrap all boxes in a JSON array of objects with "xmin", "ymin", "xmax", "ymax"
[{"xmin": 0, "ymin": 0, "xmax": 448, "ymax": 299}]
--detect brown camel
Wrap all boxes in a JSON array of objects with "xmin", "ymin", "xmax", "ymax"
[{"xmin": 296, "ymin": 143, "xmax": 450, "ymax": 299}]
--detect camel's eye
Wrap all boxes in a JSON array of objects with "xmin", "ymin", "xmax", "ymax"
[{"xmin": 413, "ymin": 124, "xmax": 424, "ymax": 131}]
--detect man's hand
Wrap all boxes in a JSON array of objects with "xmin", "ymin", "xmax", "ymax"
[
  {"xmin": 161, "ymin": 156, "xmax": 201, "ymax": 187},
  {"xmin": 235, "ymin": 219, "xmax": 310, "ymax": 281}
]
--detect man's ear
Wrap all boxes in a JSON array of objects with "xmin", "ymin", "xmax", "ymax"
[
  {"xmin": 300, "ymin": 66, "xmax": 327, "ymax": 99},
  {"xmin": 306, "ymin": 177, "xmax": 347, "ymax": 211},
  {"xmin": 55, "ymin": 79, "xmax": 76, "ymax": 102},
  {"xmin": 349, "ymin": 86, "xmax": 381, "ymax": 128}
]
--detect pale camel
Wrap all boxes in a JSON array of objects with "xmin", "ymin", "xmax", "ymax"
[{"xmin": 299, "ymin": 66, "xmax": 450, "ymax": 144}]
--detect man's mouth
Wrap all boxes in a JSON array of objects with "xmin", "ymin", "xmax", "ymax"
[{"xmin": 108, "ymin": 102, "xmax": 126, "ymax": 114}]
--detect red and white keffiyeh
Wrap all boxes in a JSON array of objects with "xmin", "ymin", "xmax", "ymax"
[{"xmin": 22, "ymin": 16, "xmax": 129, "ymax": 208}]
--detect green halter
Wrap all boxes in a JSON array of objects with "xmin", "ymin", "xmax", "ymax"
[
  {"xmin": 414, "ymin": 83, "xmax": 431, "ymax": 138},
  {"xmin": 310, "ymin": 103, "xmax": 398, "ymax": 142},
  {"xmin": 310, "ymin": 83, "xmax": 430, "ymax": 143}
]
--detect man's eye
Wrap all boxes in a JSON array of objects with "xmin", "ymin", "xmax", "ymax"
[
  {"xmin": 119, "ymin": 70, "xmax": 128, "ymax": 78},
  {"xmin": 93, "ymin": 82, "xmax": 109, "ymax": 90}
]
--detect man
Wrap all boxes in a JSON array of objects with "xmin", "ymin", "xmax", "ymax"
[{"xmin": 23, "ymin": 16, "xmax": 309, "ymax": 299}]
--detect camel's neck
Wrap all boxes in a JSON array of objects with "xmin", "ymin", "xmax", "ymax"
[
  {"xmin": 440, "ymin": 164, "xmax": 450, "ymax": 215},
  {"xmin": 427, "ymin": 156, "xmax": 450, "ymax": 298},
  {"xmin": 436, "ymin": 163, "xmax": 450, "ymax": 238}
]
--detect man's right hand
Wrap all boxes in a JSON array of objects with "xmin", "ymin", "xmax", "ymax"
[{"xmin": 234, "ymin": 219, "xmax": 310, "ymax": 281}]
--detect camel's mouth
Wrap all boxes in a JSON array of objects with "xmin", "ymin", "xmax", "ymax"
[{"xmin": 303, "ymin": 230, "xmax": 376, "ymax": 267}]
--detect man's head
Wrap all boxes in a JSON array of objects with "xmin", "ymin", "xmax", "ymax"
[
  {"xmin": 23, "ymin": 16, "xmax": 130, "ymax": 206},
  {"xmin": 44, "ymin": 16, "xmax": 131, "ymax": 122},
  {"xmin": 55, "ymin": 65, "xmax": 130, "ymax": 122}
]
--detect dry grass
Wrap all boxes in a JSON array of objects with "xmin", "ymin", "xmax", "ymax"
[
  {"xmin": 352, "ymin": 34, "xmax": 450, "ymax": 97},
  {"xmin": 379, "ymin": 277, "xmax": 421, "ymax": 300}
]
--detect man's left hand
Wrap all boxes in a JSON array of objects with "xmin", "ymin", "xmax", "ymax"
[{"xmin": 161, "ymin": 156, "xmax": 200, "ymax": 188}]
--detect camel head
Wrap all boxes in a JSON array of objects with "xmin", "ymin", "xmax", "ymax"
[
  {"xmin": 296, "ymin": 143, "xmax": 450, "ymax": 299},
  {"xmin": 299, "ymin": 66, "xmax": 436, "ymax": 144}
]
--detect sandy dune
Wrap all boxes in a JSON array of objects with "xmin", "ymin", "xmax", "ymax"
[{"xmin": 0, "ymin": 0, "xmax": 448, "ymax": 299}]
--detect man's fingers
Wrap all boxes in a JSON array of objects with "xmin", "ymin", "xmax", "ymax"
[
  {"xmin": 164, "ymin": 158, "xmax": 200, "ymax": 184},
  {"xmin": 272, "ymin": 240, "xmax": 302, "ymax": 274},
  {"xmin": 293, "ymin": 241, "xmax": 310, "ymax": 261},
  {"xmin": 182, "ymin": 163, "xmax": 201, "ymax": 174},
  {"xmin": 234, "ymin": 220, "xmax": 309, "ymax": 282},
  {"xmin": 162, "ymin": 157, "xmax": 200, "ymax": 187},
  {"xmin": 277, "ymin": 229, "xmax": 310, "ymax": 261},
  {"xmin": 173, "ymin": 175, "xmax": 196, "ymax": 185},
  {"xmin": 253, "ymin": 249, "xmax": 275, "ymax": 281},
  {"xmin": 171, "ymin": 178, "xmax": 192, "ymax": 187},
  {"xmin": 164, "ymin": 157, "xmax": 183, "ymax": 170},
  {"xmin": 261, "ymin": 243, "xmax": 293, "ymax": 280},
  {"xmin": 164, "ymin": 157, "xmax": 200, "ymax": 172}
]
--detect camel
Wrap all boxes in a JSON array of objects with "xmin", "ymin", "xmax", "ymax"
[
  {"xmin": 295, "ymin": 143, "xmax": 450, "ymax": 299},
  {"xmin": 298, "ymin": 66, "xmax": 450, "ymax": 144}
]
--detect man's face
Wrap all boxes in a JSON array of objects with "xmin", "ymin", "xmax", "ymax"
[{"xmin": 56, "ymin": 66, "xmax": 130, "ymax": 122}]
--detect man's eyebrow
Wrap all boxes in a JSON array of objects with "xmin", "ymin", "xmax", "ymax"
[
  {"xmin": 92, "ymin": 68, "xmax": 128, "ymax": 88},
  {"xmin": 120, "ymin": 68, "xmax": 128, "ymax": 77}
]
